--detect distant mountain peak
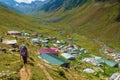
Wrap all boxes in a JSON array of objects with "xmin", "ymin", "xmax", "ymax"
[
  {"xmin": 0, "ymin": 0, "xmax": 48, "ymax": 14},
  {"xmin": 0, "ymin": 0, "xmax": 88, "ymax": 14}
]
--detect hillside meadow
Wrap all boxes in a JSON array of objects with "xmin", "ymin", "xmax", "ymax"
[{"xmin": 0, "ymin": 0, "xmax": 120, "ymax": 79}]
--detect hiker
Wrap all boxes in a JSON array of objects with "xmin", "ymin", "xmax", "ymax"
[{"xmin": 20, "ymin": 45, "xmax": 28, "ymax": 64}]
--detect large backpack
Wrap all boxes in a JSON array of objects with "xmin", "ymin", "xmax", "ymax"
[{"xmin": 20, "ymin": 46, "xmax": 27, "ymax": 57}]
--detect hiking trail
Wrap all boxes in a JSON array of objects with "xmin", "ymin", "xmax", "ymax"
[
  {"xmin": 93, "ymin": 39, "xmax": 109, "ymax": 56},
  {"xmin": 38, "ymin": 63, "xmax": 54, "ymax": 80},
  {"xmin": 19, "ymin": 66, "xmax": 31, "ymax": 80}
]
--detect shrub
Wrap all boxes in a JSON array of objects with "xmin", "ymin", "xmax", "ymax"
[
  {"xmin": 58, "ymin": 70, "xmax": 65, "ymax": 77},
  {"xmin": 8, "ymin": 74, "xmax": 20, "ymax": 80}
]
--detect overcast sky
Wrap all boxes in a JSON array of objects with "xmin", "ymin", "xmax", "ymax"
[{"xmin": 14, "ymin": 0, "xmax": 46, "ymax": 4}]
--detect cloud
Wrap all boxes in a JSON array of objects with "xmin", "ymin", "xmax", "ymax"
[{"xmin": 14, "ymin": 0, "xmax": 38, "ymax": 4}]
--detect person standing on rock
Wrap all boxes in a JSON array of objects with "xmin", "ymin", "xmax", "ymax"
[{"xmin": 20, "ymin": 44, "xmax": 28, "ymax": 64}]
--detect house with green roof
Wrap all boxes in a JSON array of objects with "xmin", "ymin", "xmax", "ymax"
[
  {"xmin": 39, "ymin": 54, "xmax": 70, "ymax": 68},
  {"xmin": 97, "ymin": 58, "xmax": 118, "ymax": 68}
]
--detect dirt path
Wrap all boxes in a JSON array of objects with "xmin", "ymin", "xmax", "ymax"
[
  {"xmin": 38, "ymin": 63, "xmax": 54, "ymax": 80},
  {"xmin": 19, "ymin": 66, "xmax": 31, "ymax": 80},
  {"xmin": 93, "ymin": 39, "xmax": 108, "ymax": 56},
  {"xmin": 66, "ymin": 70, "xmax": 87, "ymax": 80}
]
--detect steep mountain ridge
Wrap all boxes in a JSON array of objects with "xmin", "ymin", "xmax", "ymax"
[
  {"xmin": 39, "ymin": 0, "xmax": 120, "ymax": 50},
  {"xmin": 38, "ymin": 0, "xmax": 88, "ymax": 12},
  {"xmin": 0, "ymin": 1, "xmax": 120, "ymax": 80},
  {"xmin": 0, "ymin": 0, "xmax": 89, "ymax": 14},
  {"xmin": 0, "ymin": 0, "xmax": 49, "ymax": 14},
  {"xmin": 0, "ymin": 4, "xmax": 45, "ymax": 34},
  {"xmin": 1, "ymin": 0, "xmax": 119, "ymax": 50},
  {"xmin": 0, "ymin": 4, "xmax": 102, "ymax": 80}
]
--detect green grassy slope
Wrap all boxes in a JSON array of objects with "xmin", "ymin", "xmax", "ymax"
[
  {"xmin": 0, "ymin": 2, "xmax": 120, "ymax": 80},
  {"xmin": 0, "ymin": 4, "xmax": 60, "ymax": 38},
  {"xmin": 0, "ymin": 5, "xmax": 97, "ymax": 80},
  {"xmin": 40, "ymin": 0, "xmax": 120, "ymax": 51},
  {"xmin": 0, "ymin": 5, "xmax": 63, "ymax": 80},
  {"xmin": 0, "ymin": 4, "xmax": 102, "ymax": 80},
  {"xmin": 0, "ymin": 4, "xmax": 33, "ymax": 33}
]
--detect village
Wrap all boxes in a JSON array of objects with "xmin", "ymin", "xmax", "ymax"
[{"xmin": 0, "ymin": 30, "xmax": 120, "ymax": 80}]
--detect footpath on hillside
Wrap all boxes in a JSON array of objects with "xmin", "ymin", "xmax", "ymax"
[
  {"xmin": 19, "ymin": 66, "xmax": 31, "ymax": 80},
  {"xmin": 38, "ymin": 63, "xmax": 54, "ymax": 80}
]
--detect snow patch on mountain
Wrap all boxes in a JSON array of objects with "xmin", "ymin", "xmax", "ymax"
[{"xmin": 14, "ymin": 0, "xmax": 46, "ymax": 4}]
